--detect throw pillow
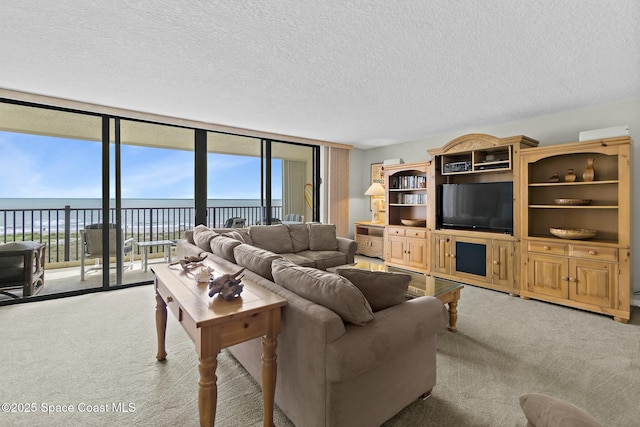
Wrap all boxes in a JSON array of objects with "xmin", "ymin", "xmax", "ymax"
[
  {"xmin": 271, "ymin": 258, "xmax": 374, "ymax": 325},
  {"xmin": 519, "ymin": 393, "xmax": 603, "ymax": 427},
  {"xmin": 287, "ymin": 224, "xmax": 310, "ymax": 252},
  {"xmin": 249, "ymin": 224, "xmax": 294, "ymax": 254},
  {"xmin": 335, "ymin": 267, "xmax": 410, "ymax": 311},
  {"xmin": 308, "ymin": 223, "xmax": 338, "ymax": 251},
  {"xmin": 210, "ymin": 236, "xmax": 242, "ymax": 263},
  {"xmin": 193, "ymin": 225, "xmax": 219, "ymax": 251},
  {"xmin": 233, "ymin": 244, "xmax": 282, "ymax": 281},
  {"xmin": 235, "ymin": 228, "xmax": 253, "ymax": 245}
]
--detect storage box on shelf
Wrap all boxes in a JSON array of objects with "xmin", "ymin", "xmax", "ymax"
[
  {"xmin": 384, "ymin": 161, "xmax": 431, "ymax": 273},
  {"xmin": 427, "ymin": 134, "xmax": 539, "ymax": 294},
  {"xmin": 519, "ymin": 136, "xmax": 632, "ymax": 322}
]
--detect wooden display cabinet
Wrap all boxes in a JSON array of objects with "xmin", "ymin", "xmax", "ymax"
[
  {"xmin": 519, "ymin": 136, "xmax": 632, "ymax": 322},
  {"xmin": 383, "ymin": 161, "xmax": 431, "ymax": 273},
  {"xmin": 427, "ymin": 134, "xmax": 537, "ymax": 293}
]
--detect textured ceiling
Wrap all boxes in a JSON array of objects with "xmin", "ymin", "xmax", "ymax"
[{"xmin": 1, "ymin": 0, "xmax": 639, "ymax": 149}]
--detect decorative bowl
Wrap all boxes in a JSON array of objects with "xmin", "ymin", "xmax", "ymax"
[
  {"xmin": 400, "ymin": 219, "xmax": 426, "ymax": 227},
  {"xmin": 553, "ymin": 198, "xmax": 592, "ymax": 206},
  {"xmin": 549, "ymin": 227, "xmax": 597, "ymax": 240}
]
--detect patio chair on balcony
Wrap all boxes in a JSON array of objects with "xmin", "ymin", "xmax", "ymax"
[
  {"xmin": 224, "ymin": 217, "xmax": 246, "ymax": 228},
  {"xmin": 80, "ymin": 224, "xmax": 134, "ymax": 281},
  {"xmin": 0, "ymin": 241, "xmax": 45, "ymax": 298}
]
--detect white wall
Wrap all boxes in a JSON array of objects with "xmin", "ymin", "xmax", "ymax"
[{"xmin": 349, "ymin": 97, "xmax": 640, "ymax": 299}]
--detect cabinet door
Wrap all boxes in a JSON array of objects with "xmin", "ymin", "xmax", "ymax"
[
  {"xmin": 492, "ymin": 240, "xmax": 514, "ymax": 289},
  {"xmin": 569, "ymin": 259, "xmax": 616, "ymax": 308},
  {"xmin": 526, "ymin": 253, "xmax": 568, "ymax": 299},
  {"xmin": 406, "ymin": 237, "xmax": 428, "ymax": 270},
  {"xmin": 432, "ymin": 234, "xmax": 451, "ymax": 275},
  {"xmin": 387, "ymin": 235, "xmax": 406, "ymax": 265},
  {"xmin": 451, "ymin": 236, "xmax": 492, "ymax": 283}
]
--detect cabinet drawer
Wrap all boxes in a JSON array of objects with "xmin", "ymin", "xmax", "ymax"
[
  {"xmin": 388, "ymin": 227, "xmax": 405, "ymax": 237},
  {"xmin": 527, "ymin": 241, "xmax": 567, "ymax": 255},
  {"xmin": 570, "ymin": 245, "xmax": 618, "ymax": 262},
  {"xmin": 406, "ymin": 229, "xmax": 426, "ymax": 238},
  {"xmin": 356, "ymin": 236, "xmax": 383, "ymax": 257}
]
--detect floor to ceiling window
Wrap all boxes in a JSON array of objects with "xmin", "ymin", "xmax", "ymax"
[
  {"xmin": 0, "ymin": 98, "xmax": 322, "ymax": 305},
  {"xmin": 0, "ymin": 102, "xmax": 103, "ymax": 301},
  {"xmin": 115, "ymin": 119, "xmax": 195, "ymax": 286}
]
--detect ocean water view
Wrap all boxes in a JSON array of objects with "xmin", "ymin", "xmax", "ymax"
[{"xmin": 0, "ymin": 198, "xmax": 283, "ymax": 234}]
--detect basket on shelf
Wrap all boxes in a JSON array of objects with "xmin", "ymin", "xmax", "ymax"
[
  {"xmin": 400, "ymin": 219, "xmax": 426, "ymax": 227},
  {"xmin": 549, "ymin": 227, "xmax": 597, "ymax": 240}
]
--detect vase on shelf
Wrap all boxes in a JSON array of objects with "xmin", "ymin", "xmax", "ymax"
[
  {"xmin": 583, "ymin": 158, "xmax": 595, "ymax": 182},
  {"xmin": 564, "ymin": 168, "xmax": 576, "ymax": 182}
]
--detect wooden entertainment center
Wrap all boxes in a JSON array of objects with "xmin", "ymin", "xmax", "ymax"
[{"xmin": 379, "ymin": 133, "xmax": 632, "ymax": 322}]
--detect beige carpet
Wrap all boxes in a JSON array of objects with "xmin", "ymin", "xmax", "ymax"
[{"xmin": 1, "ymin": 284, "xmax": 638, "ymax": 426}]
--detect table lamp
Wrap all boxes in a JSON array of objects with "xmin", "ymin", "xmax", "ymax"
[{"xmin": 364, "ymin": 182, "xmax": 386, "ymax": 223}]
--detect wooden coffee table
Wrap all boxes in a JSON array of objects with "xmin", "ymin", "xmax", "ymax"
[
  {"xmin": 346, "ymin": 260, "xmax": 464, "ymax": 331},
  {"xmin": 153, "ymin": 263, "xmax": 287, "ymax": 427}
]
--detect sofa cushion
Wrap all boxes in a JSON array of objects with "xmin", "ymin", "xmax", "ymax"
[
  {"xmin": 519, "ymin": 393, "xmax": 603, "ymax": 427},
  {"xmin": 0, "ymin": 241, "xmax": 42, "ymax": 268},
  {"xmin": 296, "ymin": 250, "xmax": 346, "ymax": 270},
  {"xmin": 210, "ymin": 236, "xmax": 242, "ymax": 263},
  {"xmin": 271, "ymin": 258, "xmax": 374, "ymax": 326},
  {"xmin": 234, "ymin": 244, "xmax": 282, "ymax": 281},
  {"xmin": 249, "ymin": 225, "xmax": 294, "ymax": 254},
  {"xmin": 335, "ymin": 268, "xmax": 410, "ymax": 312},
  {"xmin": 308, "ymin": 223, "xmax": 338, "ymax": 251},
  {"xmin": 287, "ymin": 224, "xmax": 310, "ymax": 252},
  {"xmin": 193, "ymin": 225, "xmax": 220, "ymax": 251},
  {"xmin": 222, "ymin": 230, "xmax": 247, "ymax": 243},
  {"xmin": 279, "ymin": 252, "xmax": 315, "ymax": 267}
]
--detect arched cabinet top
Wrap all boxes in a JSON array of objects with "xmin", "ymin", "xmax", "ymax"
[{"xmin": 427, "ymin": 133, "xmax": 538, "ymax": 156}]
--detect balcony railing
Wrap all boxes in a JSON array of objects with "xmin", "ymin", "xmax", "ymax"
[{"xmin": 1, "ymin": 204, "xmax": 283, "ymax": 264}]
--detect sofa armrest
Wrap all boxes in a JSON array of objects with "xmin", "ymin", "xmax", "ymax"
[
  {"xmin": 326, "ymin": 296, "xmax": 447, "ymax": 382},
  {"xmin": 336, "ymin": 237, "xmax": 357, "ymax": 264}
]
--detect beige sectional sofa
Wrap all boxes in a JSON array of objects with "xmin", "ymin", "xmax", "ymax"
[{"xmin": 177, "ymin": 223, "xmax": 448, "ymax": 427}]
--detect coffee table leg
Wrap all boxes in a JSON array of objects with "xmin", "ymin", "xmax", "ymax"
[
  {"xmin": 155, "ymin": 289, "xmax": 167, "ymax": 361},
  {"xmin": 448, "ymin": 299, "xmax": 459, "ymax": 332},
  {"xmin": 198, "ymin": 355, "xmax": 218, "ymax": 427},
  {"xmin": 261, "ymin": 333, "xmax": 277, "ymax": 427}
]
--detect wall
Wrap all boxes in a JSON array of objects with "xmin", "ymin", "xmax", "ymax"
[{"xmin": 349, "ymin": 97, "xmax": 640, "ymax": 301}]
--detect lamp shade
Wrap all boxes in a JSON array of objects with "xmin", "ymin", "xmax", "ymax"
[{"xmin": 364, "ymin": 182, "xmax": 385, "ymax": 196}]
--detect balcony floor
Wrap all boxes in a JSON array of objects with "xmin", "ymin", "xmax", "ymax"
[{"xmin": 1, "ymin": 255, "xmax": 169, "ymax": 303}]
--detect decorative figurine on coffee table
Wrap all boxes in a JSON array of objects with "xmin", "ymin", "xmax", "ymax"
[
  {"xmin": 171, "ymin": 254, "xmax": 207, "ymax": 271},
  {"xmin": 196, "ymin": 266, "xmax": 213, "ymax": 284},
  {"xmin": 208, "ymin": 267, "xmax": 245, "ymax": 300}
]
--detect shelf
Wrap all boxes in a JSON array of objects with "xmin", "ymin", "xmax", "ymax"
[
  {"xmin": 526, "ymin": 234, "xmax": 620, "ymax": 246},
  {"xmin": 529, "ymin": 205, "xmax": 618, "ymax": 209},
  {"xmin": 529, "ymin": 180, "xmax": 618, "ymax": 187},
  {"xmin": 389, "ymin": 188, "xmax": 425, "ymax": 191},
  {"xmin": 389, "ymin": 203, "xmax": 427, "ymax": 207}
]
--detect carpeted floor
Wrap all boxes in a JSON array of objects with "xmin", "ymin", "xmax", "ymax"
[{"xmin": 1, "ymin": 283, "xmax": 638, "ymax": 426}]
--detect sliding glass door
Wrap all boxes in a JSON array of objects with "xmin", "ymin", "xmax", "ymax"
[
  {"xmin": 115, "ymin": 119, "xmax": 195, "ymax": 285},
  {"xmin": 0, "ymin": 102, "xmax": 103, "ymax": 300}
]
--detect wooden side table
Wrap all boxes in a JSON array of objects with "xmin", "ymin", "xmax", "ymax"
[
  {"xmin": 354, "ymin": 221, "xmax": 385, "ymax": 259},
  {"xmin": 153, "ymin": 263, "xmax": 287, "ymax": 427}
]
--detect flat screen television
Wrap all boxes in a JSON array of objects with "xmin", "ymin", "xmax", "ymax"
[{"xmin": 437, "ymin": 182, "xmax": 513, "ymax": 234}]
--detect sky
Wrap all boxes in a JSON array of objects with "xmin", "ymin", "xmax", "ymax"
[{"xmin": 0, "ymin": 131, "xmax": 282, "ymax": 200}]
